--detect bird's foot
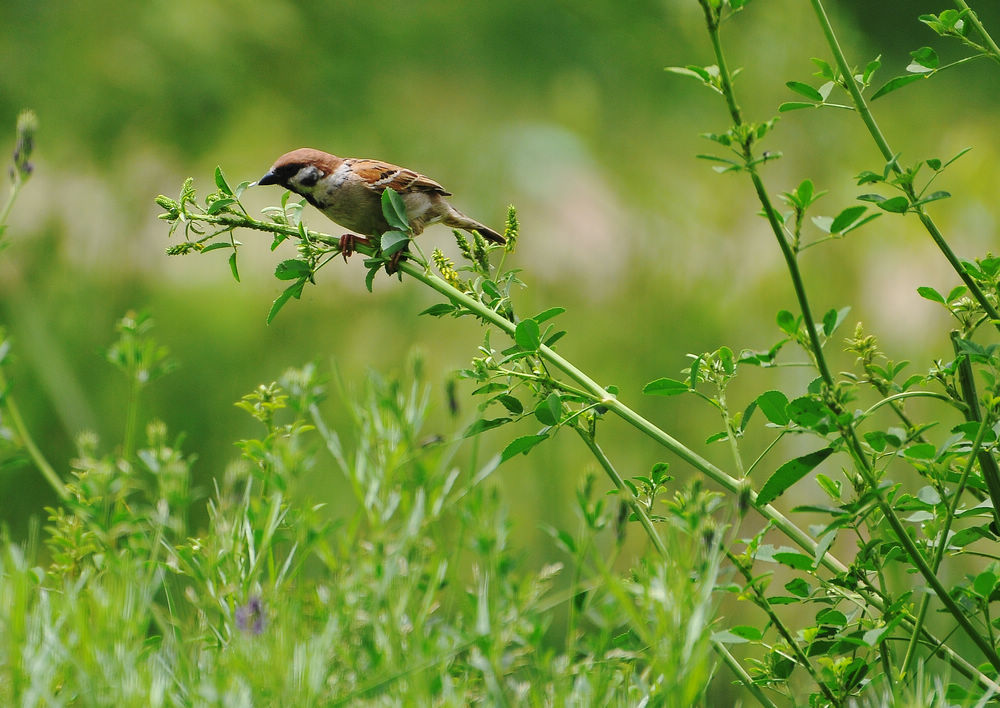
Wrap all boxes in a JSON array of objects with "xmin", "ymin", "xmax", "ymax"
[
  {"xmin": 385, "ymin": 249, "xmax": 407, "ymax": 275},
  {"xmin": 338, "ymin": 233, "xmax": 373, "ymax": 262}
]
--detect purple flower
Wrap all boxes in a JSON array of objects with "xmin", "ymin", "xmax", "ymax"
[{"xmin": 235, "ymin": 595, "xmax": 266, "ymax": 635}]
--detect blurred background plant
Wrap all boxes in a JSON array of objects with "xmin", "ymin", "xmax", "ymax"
[{"xmin": 4, "ymin": 1, "xmax": 999, "ymax": 532}]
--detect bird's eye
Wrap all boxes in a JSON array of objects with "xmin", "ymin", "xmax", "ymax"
[{"xmin": 297, "ymin": 166, "xmax": 320, "ymax": 188}]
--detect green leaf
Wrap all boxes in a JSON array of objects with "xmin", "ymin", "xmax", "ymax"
[
  {"xmin": 534, "ymin": 392, "xmax": 562, "ymax": 426},
  {"xmin": 740, "ymin": 399, "xmax": 757, "ymax": 432},
  {"xmin": 472, "ymin": 383, "xmax": 507, "ymax": 395},
  {"xmin": 381, "ymin": 188, "xmax": 409, "ymax": 232},
  {"xmin": 544, "ymin": 330, "xmax": 566, "ymax": 347},
  {"xmin": 364, "ymin": 264, "xmax": 379, "ymax": 293},
  {"xmin": 233, "ymin": 180, "xmax": 252, "ymax": 199},
  {"xmin": 841, "ymin": 212, "xmax": 881, "ymax": 235},
  {"xmin": 816, "ymin": 473, "xmax": 841, "ymax": 500},
  {"xmin": 811, "ymin": 57, "xmax": 835, "ymax": 80},
  {"xmin": 380, "ymin": 230, "xmax": 410, "ymax": 256},
  {"xmin": 776, "ymin": 310, "xmax": 797, "ymax": 335},
  {"xmin": 877, "ymin": 196, "xmax": 909, "ymax": 213},
  {"xmin": 643, "ymin": 377, "xmax": 689, "ymax": 396},
  {"xmin": 787, "ymin": 396, "xmax": 831, "ymax": 429},
  {"xmin": 419, "ymin": 303, "xmax": 458, "ymax": 317},
  {"xmin": 862, "ymin": 56, "xmax": 881, "ymax": 84},
  {"xmin": 532, "ymin": 306, "xmax": 566, "ymax": 324},
  {"xmin": 871, "ymin": 74, "xmax": 924, "ymax": 100},
  {"xmin": 785, "ymin": 577, "xmax": 810, "ymax": 597},
  {"xmin": 865, "ymin": 430, "xmax": 889, "ymax": 453},
  {"xmin": 719, "ymin": 346, "xmax": 734, "ymax": 375},
  {"xmin": 266, "ymin": 278, "xmax": 306, "ymax": 324},
  {"xmin": 214, "ymin": 166, "xmax": 233, "ymax": 195},
  {"xmin": 907, "ymin": 46, "xmax": 939, "ymax": 72},
  {"xmin": 463, "ymin": 417, "xmax": 511, "ymax": 437},
  {"xmin": 275, "ymin": 259, "xmax": 312, "ymax": 280},
  {"xmin": 822, "ymin": 306, "xmax": 849, "ymax": 336},
  {"xmin": 856, "ymin": 170, "xmax": 883, "ymax": 185},
  {"xmin": 952, "ymin": 421, "xmax": 997, "ymax": 443},
  {"xmin": 916, "ymin": 190, "xmax": 950, "ymax": 205},
  {"xmin": 757, "ymin": 447, "xmax": 834, "ymax": 505},
  {"xmin": 495, "ymin": 395, "xmax": 523, "ymax": 415},
  {"xmin": 917, "ymin": 286, "xmax": 945, "ymax": 304},
  {"xmin": 514, "ymin": 319, "xmax": 541, "ymax": 351},
  {"xmin": 903, "ymin": 443, "xmax": 936, "ymax": 460},
  {"xmin": 200, "ymin": 242, "xmax": 232, "ymax": 253},
  {"xmin": 664, "ymin": 65, "xmax": 712, "ymax": 83},
  {"xmin": 830, "ymin": 205, "xmax": 867, "ymax": 233},
  {"xmin": 228, "ymin": 252, "xmax": 240, "ymax": 282},
  {"xmin": 778, "ymin": 102, "xmax": 818, "ymax": 112},
  {"xmin": 964, "ymin": 568, "xmax": 990, "ymax": 596},
  {"xmin": 501, "ymin": 434, "xmax": 549, "ymax": 462},
  {"xmin": 773, "ymin": 552, "xmax": 814, "ymax": 571},
  {"xmin": 712, "ymin": 629, "xmax": 752, "ymax": 645},
  {"xmin": 785, "ymin": 81, "xmax": 823, "ymax": 101},
  {"xmin": 728, "ymin": 625, "xmax": 763, "ymax": 641},
  {"xmin": 946, "ymin": 285, "xmax": 967, "ymax": 303},
  {"xmin": 816, "ymin": 609, "xmax": 847, "ymax": 627},
  {"xmin": 206, "ymin": 197, "xmax": 236, "ymax": 215},
  {"xmin": 756, "ymin": 390, "xmax": 790, "ymax": 425}
]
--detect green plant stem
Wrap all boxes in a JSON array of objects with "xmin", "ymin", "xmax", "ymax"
[
  {"xmin": 0, "ymin": 368, "xmax": 67, "ymax": 500},
  {"xmin": 122, "ymin": 378, "xmax": 140, "ymax": 462},
  {"xmin": 174, "ymin": 206, "xmax": 999, "ymax": 690},
  {"xmin": 951, "ymin": 331, "xmax": 1000, "ymax": 529},
  {"xmin": 0, "ymin": 179, "xmax": 24, "ymax": 237},
  {"xmin": 573, "ymin": 423, "xmax": 758, "ymax": 704},
  {"xmin": 573, "ymin": 424, "xmax": 668, "ymax": 558},
  {"xmin": 954, "ymin": 0, "xmax": 1000, "ymax": 61},
  {"xmin": 730, "ymin": 550, "xmax": 839, "ymax": 706},
  {"xmin": 900, "ymin": 412, "xmax": 991, "ymax": 681},
  {"xmin": 809, "ymin": 0, "xmax": 1000, "ymax": 327},
  {"xmin": 714, "ymin": 642, "xmax": 778, "ymax": 708}
]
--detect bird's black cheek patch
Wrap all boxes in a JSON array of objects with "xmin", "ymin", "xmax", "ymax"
[{"xmin": 298, "ymin": 166, "xmax": 321, "ymax": 188}]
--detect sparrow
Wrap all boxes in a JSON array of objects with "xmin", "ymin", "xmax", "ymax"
[{"xmin": 257, "ymin": 148, "xmax": 504, "ymax": 271}]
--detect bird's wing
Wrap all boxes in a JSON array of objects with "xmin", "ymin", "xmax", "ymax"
[{"xmin": 346, "ymin": 159, "xmax": 452, "ymax": 196}]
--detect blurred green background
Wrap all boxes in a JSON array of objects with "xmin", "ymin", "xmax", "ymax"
[{"xmin": 2, "ymin": 0, "xmax": 999, "ymax": 552}]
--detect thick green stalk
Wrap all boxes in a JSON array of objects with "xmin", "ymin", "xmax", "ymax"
[
  {"xmin": 952, "ymin": 331, "xmax": 1000, "ymax": 528},
  {"xmin": 714, "ymin": 642, "xmax": 778, "ymax": 708},
  {"xmin": 810, "ymin": 0, "xmax": 1000, "ymax": 326},
  {"xmin": 900, "ymin": 413, "xmax": 990, "ymax": 680},
  {"xmin": 953, "ymin": 0, "xmax": 1000, "ymax": 61}
]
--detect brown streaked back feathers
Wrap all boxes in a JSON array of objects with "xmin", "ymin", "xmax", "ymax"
[{"xmin": 346, "ymin": 158, "xmax": 452, "ymax": 196}]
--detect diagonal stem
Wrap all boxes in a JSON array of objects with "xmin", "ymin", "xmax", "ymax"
[{"xmin": 810, "ymin": 0, "xmax": 1000, "ymax": 327}]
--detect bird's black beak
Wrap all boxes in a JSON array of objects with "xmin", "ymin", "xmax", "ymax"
[{"xmin": 256, "ymin": 170, "xmax": 280, "ymax": 186}]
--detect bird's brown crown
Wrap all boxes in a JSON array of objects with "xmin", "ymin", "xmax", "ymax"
[{"xmin": 269, "ymin": 147, "xmax": 343, "ymax": 175}]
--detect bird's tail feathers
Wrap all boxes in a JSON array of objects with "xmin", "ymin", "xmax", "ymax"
[{"xmin": 442, "ymin": 207, "xmax": 506, "ymax": 245}]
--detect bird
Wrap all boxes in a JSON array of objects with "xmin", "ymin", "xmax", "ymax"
[{"xmin": 257, "ymin": 148, "xmax": 504, "ymax": 272}]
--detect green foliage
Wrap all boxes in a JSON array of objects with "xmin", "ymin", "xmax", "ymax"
[
  {"xmin": 0, "ymin": 336, "xmax": 721, "ymax": 705},
  {"xmin": 3, "ymin": 1, "xmax": 1000, "ymax": 705}
]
